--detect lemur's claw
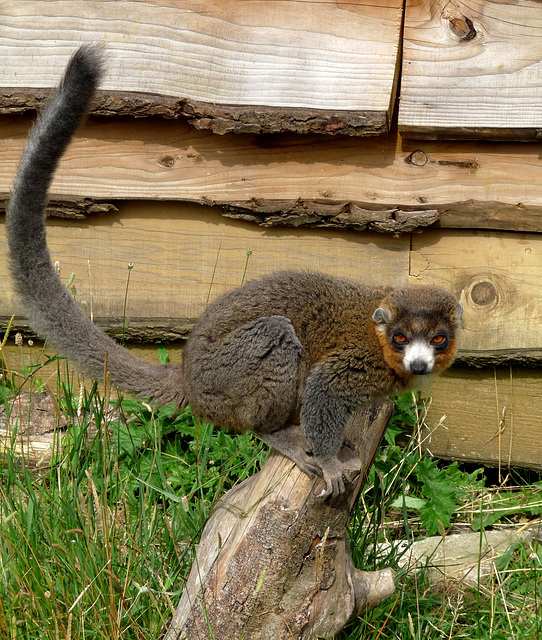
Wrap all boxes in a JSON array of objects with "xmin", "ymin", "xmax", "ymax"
[{"xmin": 310, "ymin": 455, "xmax": 352, "ymax": 499}]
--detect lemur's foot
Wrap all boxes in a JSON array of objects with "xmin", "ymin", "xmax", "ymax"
[
  {"xmin": 256, "ymin": 426, "xmax": 361, "ymax": 497},
  {"xmin": 307, "ymin": 455, "xmax": 351, "ymax": 498},
  {"xmin": 285, "ymin": 449, "xmax": 321, "ymax": 478},
  {"xmin": 307, "ymin": 448, "xmax": 363, "ymax": 498}
]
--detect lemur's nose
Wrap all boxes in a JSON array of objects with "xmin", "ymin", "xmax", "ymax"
[{"xmin": 409, "ymin": 360, "xmax": 430, "ymax": 376}]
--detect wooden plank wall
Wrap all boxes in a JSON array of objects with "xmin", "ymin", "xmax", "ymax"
[
  {"xmin": 425, "ymin": 367, "xmax": 542, "ymax": 472},
  {"xmin": 2, "ymin": 117, "xmax": 542, "ymax": 232},
  {"xmin": 1, "ymin": 0, "xmax": 542, "ymax": 470}
]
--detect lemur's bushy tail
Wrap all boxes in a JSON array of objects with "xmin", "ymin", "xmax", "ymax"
[{"xmin": 6, "ymin": 45, "xmax": 185, "ymax": 405}]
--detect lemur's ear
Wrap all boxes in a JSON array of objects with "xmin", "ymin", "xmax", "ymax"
[
  {"xmin": 372, "ymin": 307, "xmax": 391, "ymax": 325},
  {"xmin": 456, "ymin": 302, "xmax": 464, "ymax": 317}
]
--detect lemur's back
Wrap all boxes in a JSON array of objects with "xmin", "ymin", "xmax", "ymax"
[{"xmin": 186, "ymin": 270, "xmax": 391, "ymax": 364}]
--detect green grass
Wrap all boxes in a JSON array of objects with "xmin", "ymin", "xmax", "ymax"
[
  {"xmin": 1, "ymin": 344, "xmax": 541, "ymax": 639},
  {"xmin": 0, "ymin": 345, "xmax": 267, "ymax": 639}
]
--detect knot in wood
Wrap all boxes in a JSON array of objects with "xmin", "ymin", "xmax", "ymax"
[
  {"xmin": 470, "ymin": 281, "xmax": 497, "ymax": 306},
  {"xmin": 449, "ymin": 17, "xmax": 477, "ymax": 41},
  {"xmin": 405, "ymin": 150, "xmax": 428, "ymax": 167},
  {"xmin": 463, "ymin": 274, "xmax": 510, "ymax": 314},
  {"xmin": 159, "ymin": 155, "xmax": 175, "ymax": 168}
]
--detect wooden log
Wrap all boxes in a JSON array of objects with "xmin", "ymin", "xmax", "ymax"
[
  {"xmin": 165, "ymin": 402, "xmax": 395, "ymax": 640},
  {"xmin": 0, "ymin": 0, "xmax": 403, "ymax": 136},
  {"xmin": 0, "ymin": 340, "xmax": 185, "ymax": 400},
  {"xmin": 2, "ymin": 116, "xmax": 542, "ymax": 233},
  {"xmin": 0, "ymin": 393, "xmax": 66, "ymax": 468},
  {"xmin": 400, "ymin": 0, "xmax": 542, "ymax": 140}
]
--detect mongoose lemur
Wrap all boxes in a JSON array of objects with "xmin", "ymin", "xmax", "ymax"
[{"xmin": 6, "ymin": 45, "xmax": 463, "ymax": 497}]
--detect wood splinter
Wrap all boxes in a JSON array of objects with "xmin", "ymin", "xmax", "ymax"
[{"xmin": 165, "ymin": 401, "xmax": 395, "ymax": 640}]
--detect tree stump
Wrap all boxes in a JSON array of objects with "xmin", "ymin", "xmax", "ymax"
[{"xmin": 165, "ymin": 401, "xmax": 395, "ymax": 640}]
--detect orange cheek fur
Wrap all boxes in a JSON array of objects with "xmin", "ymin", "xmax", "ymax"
[
  {"xmin": 432, "ymin": 335, "xmax": 459, "ymax": 374},
  {"xmin": 375, "ymin": 329, "xmax": 410, "ymax": 379}
]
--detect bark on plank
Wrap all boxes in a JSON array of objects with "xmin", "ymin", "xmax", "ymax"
[
  {"xmin": 456, "ymin": 349, "xmax": 542, "ymax": 369},
  {"xmin": 165, "ymin": 402, "xmax": 395, "ymax": 640},
  {"xmin": 177, "ymin": 100, "xmax": 389, "ymax": 137},
  {"xmin": 400, "ymin": 0, "xmax": 542, "ymax": 140},
  {"xmin": 0, "ymin": 89, "xmax": 390, "ymax": 137},
  {"xmin": 222, "ymin": 202, "xmax": 439, "ymax": 234},
  {"xmin": 0, "ymin": 197, "xmax": 117, "ymax": 220},
  {"xmin": 0, "ymin": 0, "xmax": 403, "ymax": 136}
]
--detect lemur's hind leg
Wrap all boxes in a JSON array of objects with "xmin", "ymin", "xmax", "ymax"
[{"xmin": 185, "ymin": 316, "xmax": 310, "ymax": 468}]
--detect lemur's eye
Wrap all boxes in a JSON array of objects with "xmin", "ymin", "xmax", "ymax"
[
  {"xmin": 392, "ymin": 334, "xmax": 408, "ymax": 347},
  {"xmin": 431, "ymin": 335, "xmax": 448, "ymax": 347}
]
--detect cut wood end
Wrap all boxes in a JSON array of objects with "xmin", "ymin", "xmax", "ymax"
[{"xmin": 352, "ymin": 568, "xmax": 396, "ymax": 615}]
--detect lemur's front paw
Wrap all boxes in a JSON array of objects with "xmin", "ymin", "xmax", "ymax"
[{"xmin": 309, "ymin": 455, "xmax": 352, "ymax": 498}]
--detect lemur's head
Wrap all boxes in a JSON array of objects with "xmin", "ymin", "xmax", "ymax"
[{"xmin": 372, "ymin": 286, "xmax": 463, "ymax": 378}]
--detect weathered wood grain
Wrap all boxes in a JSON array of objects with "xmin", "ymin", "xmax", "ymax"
[
  {"xmin": 2, "ymin": 116, "xmax": 542, "ymax": 233},
  {"xmin": 400, "ymin": 0, "xmax": 542, "ymax": 140},
  {"xmin": 0, "ymin": 201, "xmax": 411, "ymax": 333},
  {"xmin": 424, "ymin": 367, "xmax": 542, "ymax": 472},
  {"xmin": 0, "ymin": 0, "xmax": 403, "ymax": 135},
  {"xmin": 410, "ymin": 230, "xmax": 542, "ymax": 354}
]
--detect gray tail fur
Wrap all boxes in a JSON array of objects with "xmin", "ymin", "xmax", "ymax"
[{"xmin": 6, "ymin": 44, "xmax": 185, "ymax": 406}]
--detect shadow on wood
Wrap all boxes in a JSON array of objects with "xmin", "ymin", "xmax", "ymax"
[{"xmin": 165, "ymin": 401, "xmax": 395, "ymax": 640}]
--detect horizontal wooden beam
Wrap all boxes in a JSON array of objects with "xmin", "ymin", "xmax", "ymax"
[
  {"xmin": 2, "ymin": 116, "xmax": 542, "ymax": 233},
  {"xmin": 0, "ymin": 0, "xmax": 403, "ymax": 136},
  {"xmin": 3, "ymin": 203, "xmax": 542, "ymax": 362},
  {"xmin": 0, "ymin": 201, "xmax": 411, "ymax": 331}
]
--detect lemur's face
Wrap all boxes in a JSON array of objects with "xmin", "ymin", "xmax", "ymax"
[{"xmin": 373, "ymin": 286, "xmax": 463, "ymax": 378}]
